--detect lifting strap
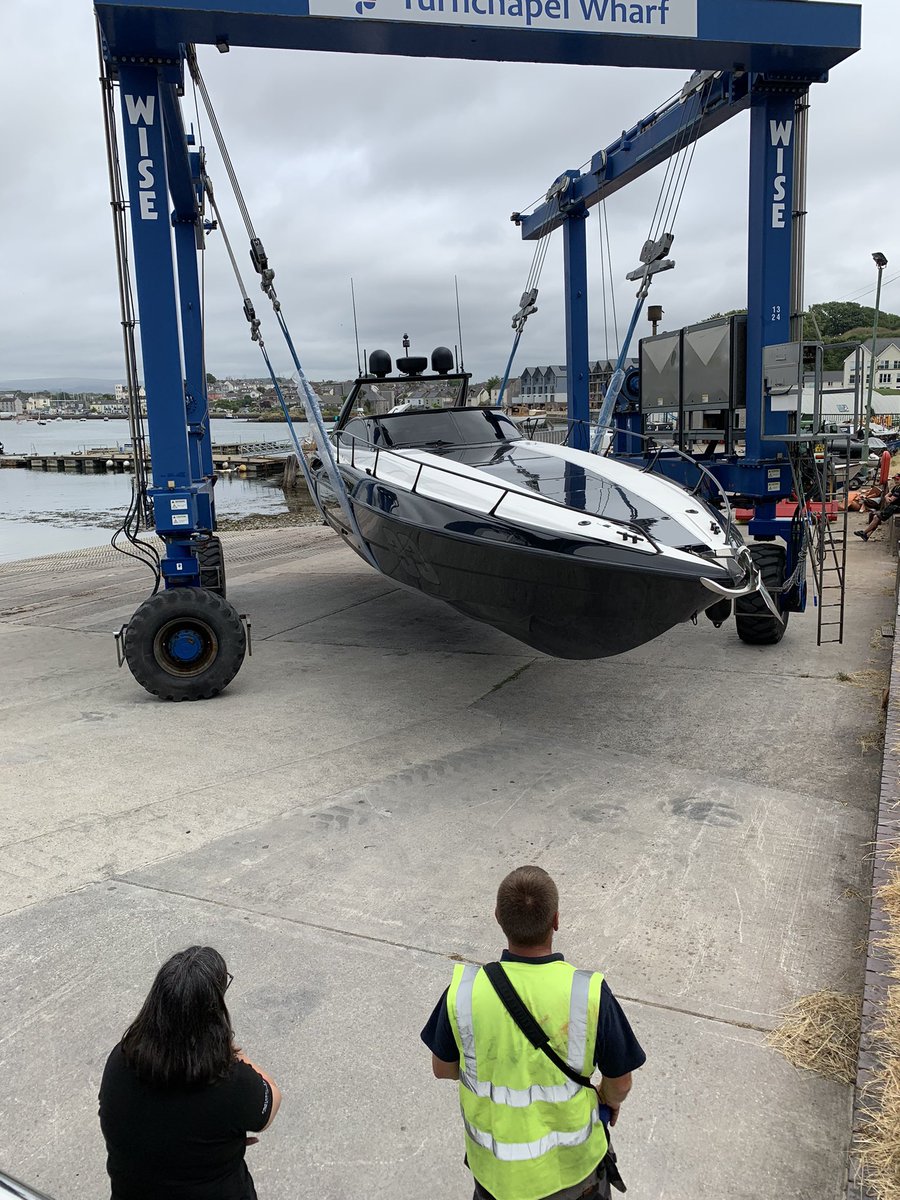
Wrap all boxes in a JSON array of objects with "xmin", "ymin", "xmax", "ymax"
[
  {"xmin": 590, "ymin": 76, "xmax": 712, "ymax": 453},
  {"xmin": 189, "ymin": 49, "xmax": 377, "ymax": 567}
]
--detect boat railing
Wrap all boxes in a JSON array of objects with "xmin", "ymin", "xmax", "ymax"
[
  {"xmin": 330, "ymin": 429, "xmax": 664, "ymax": 555},
  {"xmin": 0, "ymin": 1169, "xmax": 56, "ymax": 1200}
]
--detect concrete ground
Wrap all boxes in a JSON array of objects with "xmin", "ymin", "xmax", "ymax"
[{"xmin": 0, "ymin": 524, "xmax": 896, "ymax": 1200}]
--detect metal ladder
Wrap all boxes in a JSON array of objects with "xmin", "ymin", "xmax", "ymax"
[
  {"xmin": 766, "ymin": 340, "xmax": 866, "ymax": 649},
  {"xmin": 792, "ymin": 439, "xmax": 850, "ymax": 646}
]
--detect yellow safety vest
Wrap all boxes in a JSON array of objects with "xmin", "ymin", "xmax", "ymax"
[{"xmin": 446, "ymin": 960, "xmax": 607, "ymax": 1200}]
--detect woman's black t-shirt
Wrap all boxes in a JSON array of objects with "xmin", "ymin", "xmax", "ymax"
[{"xmin": 99, "ymin": 1044, "xmax": 272, "ymax": 1200}]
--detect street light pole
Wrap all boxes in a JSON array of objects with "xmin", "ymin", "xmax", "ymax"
[{"xmin": 864, "ymin": 251, "xmax": 888, "ymax": 465}]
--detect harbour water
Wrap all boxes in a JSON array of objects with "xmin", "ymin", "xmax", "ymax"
[{"xmin": 0, "ymin": 418, "xmax": 309, "ymax": 564}]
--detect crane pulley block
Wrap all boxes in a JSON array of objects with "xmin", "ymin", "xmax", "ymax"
[
  {"xmin": 626, "ymin": 258, "xmax": 676, "ymax": 283},
  {"xmin": 639, "ymin": 232, "xmax": 675, "ymax": 265},
  {"xmin": 249, "ymin": 236, "xmax": 269, "ymax": 275},
  {"xmin": 512, "ymin": 287, "xmax": 538, "ymax": 333},
  {"xmin": 242, "ymin": 297, "xmax": 261, "ymax": 341}
]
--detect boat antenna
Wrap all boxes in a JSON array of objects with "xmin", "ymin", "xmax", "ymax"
[
  {"xmin": 350, "ymin": 278, "xmax": 362, "ymax": 376},
  {"xmin": 455, "ymin": 275, "xmax": 466, "ymax": 371}
]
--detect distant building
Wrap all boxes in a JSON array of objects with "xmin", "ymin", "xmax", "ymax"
[
  {"xmin": 114, "ymin": 383, "xmax": 146, "ymax": 404},
  {"xmin": 844, "ymin": 340, "xmax": 900, "ymax": 390},
  {"xmin": 520, "ymin": 365, "xmax": 567, "ymax": 407},
  {"xmin": 519, "ymin": 360, "xmax": 637, "ymax": 408},
  {"xmin": 0, "ymin": 394, "xmax": 22, "ymax": 416}
]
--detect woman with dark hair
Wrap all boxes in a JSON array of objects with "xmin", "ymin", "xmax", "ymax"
[{"xmin": 99, "ymin": 946, "xmax": 281, "ymax": 1200}]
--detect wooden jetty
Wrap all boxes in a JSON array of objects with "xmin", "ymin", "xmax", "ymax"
[{"xmin": 0, "ymin": 444, "xmax": 290, "ymax": 480}]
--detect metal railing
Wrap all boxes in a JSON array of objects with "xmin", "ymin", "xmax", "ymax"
[
  {"xmin": 211, "ymin": 439, "xmax": 294, "ymax": 455},
  {"xmin": 0, "ymin": 1170, "xmax": 56, "ymax": 1200},
  {"xmin": 330, "ymin": 428, "xmax": 664, "ymax": 555}
]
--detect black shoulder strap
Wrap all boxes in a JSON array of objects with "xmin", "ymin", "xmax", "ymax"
[{"xmin": 483, "ymin": 961, "xmax": 592, "ymax": 1088}]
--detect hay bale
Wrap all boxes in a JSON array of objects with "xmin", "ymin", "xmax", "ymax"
[
  {"xmin": 856, "ymin": 989, "xmax": 900, "ymax": 1200},
  {"xmin": 766, "ymin": 990, "xmax": 861, "ymax": 1085}
]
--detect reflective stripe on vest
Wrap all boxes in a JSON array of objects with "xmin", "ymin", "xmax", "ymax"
[
  {"xmin": 565, "ymin": 969, "xmax": 593, "ymax": 1073},
  {"xmin": 462, "ymin": 1104, "xmax": 604, "ymax": 1161}
]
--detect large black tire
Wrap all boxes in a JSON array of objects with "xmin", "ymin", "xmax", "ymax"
[
  {"xmin": 124, "ymin": 587, "xmax": 246, "ymax": 701},
  {"xmin": 735, "ymin": 543, "xmax": 789, "ymax": 646},
  {"xmin": 197, "ymin": 536, "xmax": 226, "ymax": 597}
]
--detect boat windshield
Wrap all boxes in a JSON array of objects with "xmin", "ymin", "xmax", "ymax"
[
  {"xmin": 347, "ymin": 378, "xmax": 467, "ymax": 417},
  {"xmin": 337, "ymin": 407, "xmax": 522, "ymax": 450}
]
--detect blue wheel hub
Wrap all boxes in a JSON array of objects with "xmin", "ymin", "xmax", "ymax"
[{"xmin": 167, "ymin": 627, "xmax": 205, "ymax": 664}]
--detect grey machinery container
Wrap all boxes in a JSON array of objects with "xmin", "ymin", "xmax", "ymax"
[{"xmin": 640, "ymin": 315, "xmax": 747, "ymax": 452}]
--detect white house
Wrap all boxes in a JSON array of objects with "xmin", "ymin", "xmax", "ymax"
[
  {"xmin": 843, "ymin": 339, "xmax": 900, "ymax": 390},
  {"xmin": 115, "ymin": 383, "xmax": 146, "ymax": 404}
]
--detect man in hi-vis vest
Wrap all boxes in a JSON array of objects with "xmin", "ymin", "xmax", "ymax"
[{"xmin": 421, "ymin": 866, "xmax": 645, "ymax": 1200}]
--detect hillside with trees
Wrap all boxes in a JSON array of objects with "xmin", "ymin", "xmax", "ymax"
[{"xmin": 703, "ymin": 300, "xmax": 900, "ymax": 371}]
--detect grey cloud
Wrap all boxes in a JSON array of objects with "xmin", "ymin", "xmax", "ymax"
[{"xmin": 1, "ymin": 0, "xmax": 896, "ymax": 385}]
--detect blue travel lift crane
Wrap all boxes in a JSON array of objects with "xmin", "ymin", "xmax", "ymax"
[{"xmin": 93, "ymin": 0, "xmax": 861, "ymax": 700}]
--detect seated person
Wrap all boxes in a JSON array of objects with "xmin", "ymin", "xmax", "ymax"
[{"xmin": 856, "ymin": 472, "xmax": 900, "ymax": 541}]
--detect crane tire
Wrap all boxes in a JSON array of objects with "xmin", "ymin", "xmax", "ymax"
[
  {"xmin": 197, "ymin": 535, "xmax": 226, "ymax": 597},
  {"xmin": 124, "ymin": 587, "xmax": 246, "ymax": 701},
  {"xmin": 735, "ymin": 543, "xmax": 788, "ymax": 646}
]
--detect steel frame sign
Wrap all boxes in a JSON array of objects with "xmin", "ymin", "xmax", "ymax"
[
  {"xmin": 96, "ymin": 0, "xmax": 860, "ymax": 74},
  {"xmin": 308, "ymin": 0, "xmax": 697, "ymax": 39}
]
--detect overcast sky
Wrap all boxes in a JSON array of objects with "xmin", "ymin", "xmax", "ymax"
[{"xmin": 0, "ymin": 0, "xmax": 895, "ymax": 385}]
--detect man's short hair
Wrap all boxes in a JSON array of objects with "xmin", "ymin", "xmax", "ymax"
[{"xmin": 496, "ymin": 866, "xmax": 559, "ymax": 947}]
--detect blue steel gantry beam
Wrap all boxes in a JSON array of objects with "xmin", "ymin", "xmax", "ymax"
[
  {"xmin": 95, "ymin": 0, "xmax": 860, "ymax": 73},
  {"xmin": 518, "ymin": 70, "xmax": 756, "ymax": 241}
]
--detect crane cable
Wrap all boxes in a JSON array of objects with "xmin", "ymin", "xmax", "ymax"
[
  {"xmin": 496, "ymin": 196, "xmax": 560, "ymax": 411},
  {"xmin": 97, "ymin": 18, "xmax": 161, "ymax": 591},
  {"xmin": 188, "ymin": 67, "xmax": 324, "ymax": 518},
  {"xmin": 202, "ymin": 179, "xmax": 326, "ymax": 514},
  {"xmin": 186, "ymin": 47, "xmax": 377, "ymax": 567},
  {"xmin": 591, "ymin": 77, "xmax": 712, "ymax": 452},
  {"xmin": 597, "ymin": 198, "xmax": 618, "ymax": 361}
]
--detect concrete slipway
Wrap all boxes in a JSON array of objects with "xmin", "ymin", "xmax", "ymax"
[{"xmin": 0, "ymin": 526, "xmax": 896, "ymax": 1200}]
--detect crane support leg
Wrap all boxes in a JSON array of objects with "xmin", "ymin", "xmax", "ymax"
[
  {"xmin": 118, "ymin": 63, "xmax": 210, "ymax": 582},
  {"xmin": 563, "ymin": 203, "xmax": 590, "ymax": 451},
  {"xmin": 745, "ymin": 88, "xmax": 804, "ymax": 612},
  {"xmin": 745, "ymin": 89, "xmax": 796, "ymax": 468},
  {"xmin": 117, "ymin": 63, "xmax": 246, "ymax": 700}
]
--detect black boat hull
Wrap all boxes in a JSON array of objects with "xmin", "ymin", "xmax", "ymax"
[{"xmin": 340, "ymin": 482, "xmax": 726, "ymax": 659}]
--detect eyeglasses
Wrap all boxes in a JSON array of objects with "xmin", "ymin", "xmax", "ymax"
[{"xmin": 224, "ymin": 971, "xmax": 233, "ymax": 992}]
